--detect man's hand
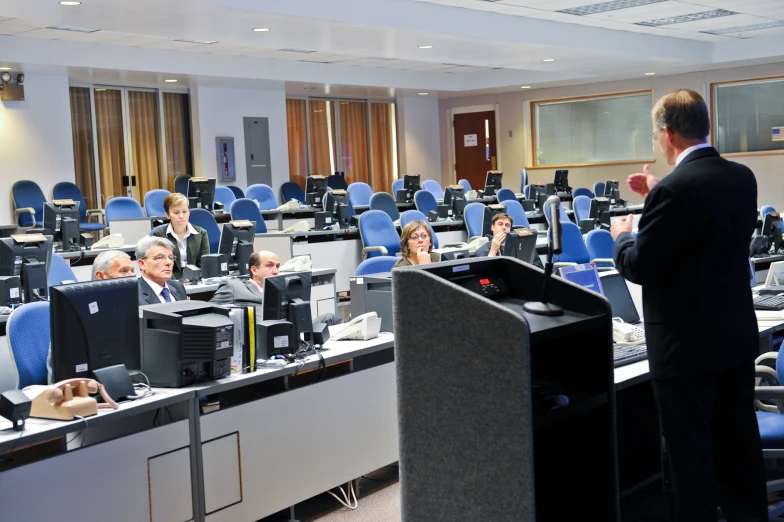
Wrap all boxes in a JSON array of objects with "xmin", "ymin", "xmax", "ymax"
[
  {"xmin": 415, "ymin": 247, "xmax": 431, "ymax": 265},
  {"xmin": 611, "ymin": 214, "xmax": 634, "ymax": 240},
  {"xmin": 627, "ymin": 164, "xmax": 659, "ymax": 199},
  {"xmin": 489, "ymin": 231, "xmax": 506, "ymax": 256}
]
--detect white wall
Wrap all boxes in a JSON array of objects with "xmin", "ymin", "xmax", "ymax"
[
  {"xmin": 191, "ymin": 82, "xmax": 290, "ymax": 199},
  {"xmin": 396, "ymin": 97, "xmax": 441, "ymax": 181},
  {"xmin": 0, "ymin": 71, "xmax": 75, "ymax": 223}
]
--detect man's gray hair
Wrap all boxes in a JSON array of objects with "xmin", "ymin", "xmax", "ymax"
[
  {"xmin": 135, "ymin": 236, "xmax": 175, "ymax": 261},
  {"xmin": 91, "ymin": 250, "xmax": 132, "ymax": 280}
]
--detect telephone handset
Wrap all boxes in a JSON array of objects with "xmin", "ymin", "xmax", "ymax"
[
  {"xmin": 466, "ymin": 236, "xmax": 489, "ymax": 253},
  {"xmin": 332, "ymin": 312, "xmax": 382, "ymax": 341},
  {"xmin": 612, "ymin": 318, "xmax": 645, "ymax": 344},
  {"xmin": 280, "ymin": 255, "xmax": 312, "ymax": 273},
  {"xmin": 91, "ymin": 233, "xmax": 124, "ymax": 250},
  {"xmin": 29, "ymin": 378, "xmax": 119, "ymax": 421},
  {"xmin": 281, "ymin": 221, "xmax": 310, "ymax": 234},
  {"xmin": 277, "ymin": 199, "xmax": 302, "ymax": 212}
]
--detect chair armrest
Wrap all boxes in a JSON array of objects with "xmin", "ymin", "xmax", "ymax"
[
  {"xmin": 754, "ymin": 386, "xmax": 784, "ymax": 400},
  {"xmin": 361, "ymin": 246, "xmax": 388, "ymax": 259},
  {"xmin": 13, "ymin": 207, "xmax": 35, "ymax": 218},
  {"xmin": 756, "ymin": 352, "xmax": 779, "ymax": 365},
  {"xmin": 591, "ymin": 258, "xmax": 615, "ymax": 265},
  {"xmin": 86, "ymin": 209, "xmax": 105, "ymax": 224}
]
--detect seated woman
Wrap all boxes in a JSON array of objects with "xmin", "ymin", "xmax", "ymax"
[
  {"xmin": 152, "ymin": 193, "xmax": 210, "ymax": 280},
  {"xmin": 394, "ymin": 220, "xmax": 439, "ymax": 268}
]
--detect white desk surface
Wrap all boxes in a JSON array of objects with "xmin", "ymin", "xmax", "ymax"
[{"xmin": 183, "ymin": 268, "xmax": 337, "ymax": 294}]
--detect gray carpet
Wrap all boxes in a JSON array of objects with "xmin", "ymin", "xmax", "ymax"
[{"xmin": 313, "ymin": 481, "xmax": 401, "ymax": 522}]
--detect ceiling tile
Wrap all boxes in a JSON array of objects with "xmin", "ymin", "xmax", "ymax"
[
  {"xmin": 102, "ymin": 35, "xmax": 169, "ymax": 47},
  {"xmin": 20, "ymin": 28, "xmax": 129, "ymax": 43},
  {"xmin": 140, "ymin": 40, "xmax": 204, "ymax": 50},
  {"xmin": 0, "ymin": 22, "xmax": 38, "ymax": 35}
]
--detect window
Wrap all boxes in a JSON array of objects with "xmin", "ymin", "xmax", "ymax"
[
  {"xmin": 533, "ymin": 92, "xmax": 653, "ymax": 167},
  {"xmin": 162, "ymin": 92, "xmax": 193, "ymax": 191},
  {"xmin": 713, "ymin": 78, "xmax": 784, "ymax": 154}
]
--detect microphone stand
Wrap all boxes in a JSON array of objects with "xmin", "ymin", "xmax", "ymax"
[{"xmin": 523, "ymin": 196, "xmax": 565, "ymax": 317}]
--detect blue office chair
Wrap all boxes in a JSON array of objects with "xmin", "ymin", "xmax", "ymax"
[
  {"xmin": 573, "ymin": 195, "xmax": 592, "ymax": 224},
  {"xmin": 52, "ymin": 181, "xmax": 106, "ymax": 233},
  {"xmin": 281, "ymin": 182, "xmax": 305, "ymax": 203},
  {"xmin": 246, "ymin": 184, "xmax": 278, "ymax": 210},
  {"xmin": 12, "ymin": 180, "xmax": 46, "ymax": 227},
  {"xmin": 174, "ymin": 174, "xmax": 190, "ymax": 195},
  {"xmin": 144, "ymin": 189, "xmax": 170, "ymax": 218},
  {"xmin": 8, "ymin": 301, "xmax": 50, "ymax": 388},
  {"xmin": 761, "ymin": 205, "xmax": 777, "ymax": 221},
  {"xmin": 230, "ymin": 198, "xmax": 267, "ymax": 234},
  {"xmin": 501, "ymin": 200, "xmax": 531, "ymax": 229},
  {"xmin": 227, "ymin": 185, "xmax": 245, "ymax": 199},
  {"xmin": 327, "ymin": 174, "xmax": 348, "ymax": 190},
  {"xmin": 189, "ymin": 208, "xmax": 221, "ymax": 254},
  {"xmin": 104, "ymin": 197, "xmax": 145, "ymax": 227},
  {"xmin": 573, "ymin": 187, "xmax": 594, "ymax": 199},
  {"xmin": 464, "ymin": 202, "xmax": 486, "ymax": 240},
  {"xmin": 48, "ymin": 254, "xmax": 77, "ymax": 286},
  {"xmin": 458, "ymin": 179, "xmax": 472, "ymax": 193},
  {"xmin": 550, "ymin": 222, "xmax": 590, "ymax": 266},
  {"xmin": 414, "ymin": 190, "xmax": 437, "ymax": 216},
  {"xmin": 593, "ymin": 182, "xmax": 606, "ymax": 198},
  {"xmin": 520, "ymin": 169, "xmax": 528, "ymax": 193},
  {"xmin": 523, "ymin": 184, "xmax": 532, "ymax": 200},
  {"xmin": 753, "ymin": 348, "xmax": 784, "ymax": 519},
  {"xmin": 348, "ymin": 182, "xmax": 373, "ymax": 208},
  {"xmin": 356, "ymin": 256, "xmax": 398, "ymax": 276},
  {"xmin": 422, "ymin": 180, "xmax": 444, "ymax": 200},
  {"xmin": 585, "ymin": 229, "xmax": 615, "ymax": 269},
  {"xmin": 149, "ymin": 223, "xmax": 166, "ymax": 237},
  {"xmin": 496, "ymin": 187, "xmax": 516, "ymax": 203},
  {"xmin": 213, "ymin": 186, "xmax": 236, "ymax": 209},
  {"xmin": 543, "ymin": 200, "xmax": 571, "ymax": 226},
  {"xmin": 370, "ymin": 192, "xmax": 400, "ymax": 222},
  {"xmin": 392, "ymin": 179, "xmax": 404, "ymax": 195},
  {"xmin": 359, "ymin": 210, "xmax": 400, "ymax": 259},
  {"xmin": 400, "ymin": 210, "xmax": 439, "ymax": 249}
]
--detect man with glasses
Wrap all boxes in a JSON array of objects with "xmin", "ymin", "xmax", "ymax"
[{"xmin": 136, "ymin": 236, "xmax": 188, "ymax": 305}]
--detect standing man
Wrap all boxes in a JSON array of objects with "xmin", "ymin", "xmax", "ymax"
[
  {"xmin": 210, "ymin": 250, "xmax": 280, "ymax": 307},
  {"xmin": 136, "ymin": 236, "xmax": 188, "ymax": 305},
  {"xmin": 611, "ymin": 89, "xmax": 766, "ymax": 521}
]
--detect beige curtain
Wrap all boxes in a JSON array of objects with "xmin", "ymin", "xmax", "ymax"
[
  {"xmin": 69, "ymin": 87, "xmax": 97, "ymax": 208},
  {"xmin": 309, "ymin": 99, "xmax": 337, "ymax": 178},
  {"xmin": 286, "ymin": 99, "xmax": 308, "ymax": 190},
  {"xmin": 370, "ymin": 102, "xmax": 395, "ymax": 193},
  {"xmin": 339, "ymin": 101, "xmax": 369, "ymax": 185},
  {"xmin": 163, "ymin": 92, "xmax": 193, "ymax": 191},
  {"xmin": 127, "ymin": 91, "xmax": 162, "ymax": 204},
  {"xmin": 94, "ymin": 89, "xmax": 126, "ymax": 205}
]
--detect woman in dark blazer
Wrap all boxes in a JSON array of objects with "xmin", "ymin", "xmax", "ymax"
[{"xmin": 152, "ymin": 192, "xmax": 210, "ymax": 280}]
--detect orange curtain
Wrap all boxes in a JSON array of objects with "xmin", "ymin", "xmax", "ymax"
[
  {"xmin": 69, "ymin": 87, "xmax": 97, "ymax": 208},
  {"xmin": 94, "ymin": 89, "xmax": 126, "ymax": 206},
  {"xmin": 127, "ymin": 91, "xmax": 162, "ymax": 204},
  {"xmin": 370, "ymin": 102, "xmax": 396, "ymax": 193},
  {"xmin": 163, "ymin": 92, "xmax": 193, "ymax": 191},
  {"xmin": 286, "ymin": 99, "xmax": 308, "ymax": 190},
  {"xmin": 309, "ymin": 99, "xmax": 337, "ymax": 180},
  {"xmin": 339, "ymin": 101, "xmax": 368, "ymax": 185}
]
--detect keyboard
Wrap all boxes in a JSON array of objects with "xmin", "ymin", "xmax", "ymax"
[
  {"xmin": 613, "ymin": 344, "xmax": 648, "ymax": 368},
  {"xmin": 753, "ymin": 294, "xmax": 784, "ymax": 311}
]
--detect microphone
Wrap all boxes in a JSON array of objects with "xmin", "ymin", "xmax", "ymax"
[
  {"xmin": 544, "ymin": 195, "xmax": 563, "ymax": 255},
  {"xmin": 523, "ymin": 195, "xmax": 564, "ymax": 317}
]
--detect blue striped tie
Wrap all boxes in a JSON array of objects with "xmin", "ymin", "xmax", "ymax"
[{"xmin": 161, "ymin": 287, "xmax": 172, "ymax": 302}]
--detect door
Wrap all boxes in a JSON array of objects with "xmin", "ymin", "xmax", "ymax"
[
  {"xmin": 453, "ymin": 111, "xmax": 497, "ymax": 191},
  {"xmin": 244, "ymin": 117, "xmax": 272, "ymax": 186}
]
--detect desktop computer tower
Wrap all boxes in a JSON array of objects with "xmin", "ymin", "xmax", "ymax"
[{"xmin": 349, "ymin": 273, "xmax": 393, "ymax": 333}]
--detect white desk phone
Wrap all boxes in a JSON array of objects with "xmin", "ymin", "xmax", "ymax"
[
  {"xmin": 277, "ymin": 199, "xmax": 302, "ymax": 212},
  {"xmin": 332, "ymin": 312, "xmax": 382, "ymax": 341},
  {"xmin": 91, "ymin": 233, "xmax": 124, "ymax": 250},
  {"xmin": 279, "ymin": 255, "xmax": 312, "ymax": 273},
  {"xmin": 281, "ymin": 221, "xmax": 310, "ymax": 234},
  {"xmin": 612, "ymin": 318, "xmax": 645, "ymax": 344}
]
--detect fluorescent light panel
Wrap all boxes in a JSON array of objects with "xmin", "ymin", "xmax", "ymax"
[
  {"xmin": 174, "ymin": 38, "xmax": 218, "ymax": 44},
  {"xmin": 280, "ymin": 48, "xmax": 316, "ymax": 53},
  {"xmin": 48, "ymin": 24, "xmax": 98, "ymax": 33},
  {"xmin": 369, "ymin": 56, "xmax": 398, "ymax": 61},
  {"xmin": 559, "ymin": 0, "xmax": 664, "ymax": 16},
  {"xmin": 702, "ymin": 20, "xmax": 784, "ymax": 35},
  {"xmin": 636, "ymin": 9, "xmax": 736, "ymax": 27}
]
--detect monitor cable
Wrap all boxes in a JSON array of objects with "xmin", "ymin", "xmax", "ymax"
[{"xmin": 327, "ymin": 481, "xmax": 358, "ymax": 510}]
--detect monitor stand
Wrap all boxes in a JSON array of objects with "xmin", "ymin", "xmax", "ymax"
[{"xmin": 22, "ymin": 260, "xmax": 48, "ymax": 303}]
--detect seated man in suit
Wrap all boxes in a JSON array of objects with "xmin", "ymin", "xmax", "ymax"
[
  {"xmin": 92, "ymin": 250, "xmax": 134, "ymax": 280},
  {"xmin": 210, "ymin": 250, "xmax": 280, "ymax": 307},
  {"xmin": 475, "ymin": 212, "xmax": 544, "ymax": 269},
  {"xmin": 136, "ymin": 236, "xmax": 188, "ymax": 305}
]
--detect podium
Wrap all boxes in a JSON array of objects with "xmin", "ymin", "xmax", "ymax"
[{"xmin": 392, "ymin": 257, "xmax": 618, "ymax": 521}]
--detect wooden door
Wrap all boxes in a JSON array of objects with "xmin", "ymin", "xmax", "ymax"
[{"xmin": 453, "ymin": 111, "xmax": 497, "ymax": 191}]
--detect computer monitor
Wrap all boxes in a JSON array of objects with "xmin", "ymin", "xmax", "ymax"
[
  {"xmin": 529, "ymin": 184, "xmax": 547, "ymax": 210},
  {"xmin": 559, "ymin": 263, "xmax": 603, "ymax": 295},
  {"xmin": 218, "ymin": 221, "xmax": 255, "ymax": 275},
  {"xmin": 262, "ymin": 272, "xmax": 313, "ymax": 342},
  {"xmin": 43, "ymin": 200, "xmax": 80, "ymax": 252},
  {"xmin": 404, "ymin": 174, "xmax": 421, "ymax": 194},
  {"xmin": 323, "ymin": 189, "xmax": 350, "ymax": 229},
  {"xmin": 554, "ymin": 170, "xmax": 571, "ymax": 194},
  {"xmin": 503, "ymin": 228, "xmax": 538, "ymax": 265},
  {"xmin": 762, "ymin": 212, "xmax": 783, "ymax": 254},
  {"xmin": 0, "ymin": 234, "xmax": 53, "ymax": 303},
  {"xmin": 187, "ymin": 177, "xmax": 216, "ymax": 210},
  {"xmin": 305, "ymin": 175, "xmax": 328, "ymax": 208},
  {"xmin": 443, "ymin": 185, "xmax": 466, "ymax": 219},
  {"xmin": 599, "ymin": 272, "xmax": 640, "ymax": 324},
  {"xmin": 50, "ymin": 277, "xmax": 140, "ymax": 382},
  {"xmin": 604, "ymin": 179, "xmax": 624, "ymax": 207},
  {"xmin": 589, "ymin": 197, "xmax": 611, "ymax": 230},
  {"xmin": 484, "ymin": 171, "xmax": 503, "ymax": 197}
]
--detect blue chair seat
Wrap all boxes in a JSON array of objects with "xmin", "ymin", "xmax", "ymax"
[{"xmin": 758, "ymin": 411, "xmax": 784, "ymax": 448}]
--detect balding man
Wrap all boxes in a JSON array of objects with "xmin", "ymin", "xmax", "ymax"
[
  {"xmin": 92, "ymin": 250, "xmax": 134, "ymax": 280},
  {"xmin": 210, "ymin": 250, "xmax": 280, "ymax": 307}
]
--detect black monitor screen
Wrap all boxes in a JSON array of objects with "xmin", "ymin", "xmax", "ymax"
[
  {"xmin": 504, "ymin": 230, "xmax": 537, "ymax": 264},
  {"xmin": 0, "ymin": 236, "xmax": 53, "ymax": 277},
  {"xmin": 589, "ymin": 197, "xmax": 611, "ymax": 229},
  {"xmin": 404, "ymin": 175, "xmax": 421, "ymax": 193},
  {"xmin": 187, "ymin": 178, "xmax": 216, "ymax": 210},
  {"xmin": 554, "ymin": 170, "xmax": 569, "ymax": 192},
  {"xmin": 443, "ymin": 185, "xmax": 465, "ymax": 206},
  {"xmin": 484, "ymin": 171, "xmax": 503, "ymax": 195},
  {"xmin": 51, "ymin": 277, "xmax": 140, "ymax": 382},
  {"xmin": 600, "ymin": 272, "xmax": 640, "ymax": 324},
  {"xmin": 262, "ymin": 272, "xmax": 312, "ymax": 341},
  {"xmin": 218, "ymin": 223, "xmax": 255, "ymax": 275}
]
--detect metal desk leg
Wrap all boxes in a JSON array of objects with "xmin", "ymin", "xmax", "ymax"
[{"xmin": 189, "ymin": 398, "xmax": 206, "ymax": 522}]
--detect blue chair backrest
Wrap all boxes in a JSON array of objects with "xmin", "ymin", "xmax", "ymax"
[
  {"xmin": 48, "ymin": 254, "xmax": 77, "ymax": 286},
  {"xmin": 144, "ymin": 189, "xmax": 170, "ymax": 218},
  {"xmin": 189, "ymin": 208, "xmax": 221, "ymax": 254},
  {"xmin": 348, "ymin": 182, "xmax": 373, "ymax": 207},
  {"xmin": 496, "ymin": 187, "xmax": 516, "ymax": 203},
  {"xmin": 392, "ymin": 179, "xmax": 404, "ymax": 194},
  {"xmin": 414, "ymin": 190, "xmax": 437, "ymax": 216},
  {"xmin": 464, "ymin": 202, "xmax": 486, "ymax": 239},
  {"xmin": 105, "ymin": 197, "xmax": 144, "ymax": 227},
  {"xmin": 8, "ymin": 301, "xmax": 50, "ymax": 388},
  {"xmin": 544, "ymin": 201, "xmax": 570, "ymax": 226},
  {"xmin": 12, "ymin": 180, "xmax": 46, "ymax": 227},
  {"xmin": 327, "ymin": 174, "xmax": 348, "ymax": 190},
  {"xmin": 585, "ymin": 229, "xmax": 615, "ymax": 267},
  {"xmin": 501, "ymin": 200, "xmax": 530, "ymax": 229},
  {"xmin": 422, "ymin": 180, "xmax": 444, "ymax": 200},
  {"xmin": 246, "ymin": 184, "xmax": 278, "ymax": 210},
  {"xmin": 573, "ymin": 195, "xmax": 592, "ymax": 223},
  {"xmin": 230, "ymin": 198, "xmax": 267, "ymax": 234},
  {"xmin": 520, "ymin": 170, "xmax": 528, "ymax": 192},
  {"xmin": 523, "ymin": 184, "xmax": 532, "ymax": 200},
  {"xmin": 227, "ymin": 185, "xmax": 245, "ymax": 199},
  {"xmin": 214, "ymin": 186, "xmax": 236, "ymax": 208},
  {"xmin": 573, "ymin": 187, "xmax": 594, "ymax": 199},
  {"xmin": 149, "ymin": 223, "xmax": 166, "ymax": 237},
  {"xmin": 400, "ymin": 210, "xmax": 439, "ymax": 249},
  {"xmin": 458, "ymin": 179, "xmax": 472, "ymax": 193},
  {"xmin": 52, "ymin": 182, "xmax": 88, "ymax": 224},
  {"xmin": 761, "ymin": 205, "xmax": 776, "ymax": 221},
  {"xmin": 550, "ymin": 222, "xmax": 590, "ymax": 264},
  {"xmin": 359, "ymin": 210, "xmax": 400, "ymax": 258},
  {"xmin": 370, "ymin": 192, "xmax": 400, "ymax": 221},
  {"xmin": 356, "ymin": 256, "xmax": 398, "ymax": 276},
  {"xmin": 281, "ymin": 182, "xmax": 305, "ymax": 203},
  {"xmin": 593, "ymin": 182, "xmax": 605, "ymax": 198},
  {"xmin": 174, "ymin": 174, "xmax": 190, "ymax": 195}
]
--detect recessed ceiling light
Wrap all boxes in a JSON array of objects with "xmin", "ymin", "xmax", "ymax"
[
  {"xmin": 418, "ymin": 45, "xmax": 433, "ymax": 49},
  {"xmin": 418, "ymin": 92, "xmax": 429, "ymax": 96},
  {"xmin": 559, "ymin": 0, "xmax": 664, "ymax": 16},
  {"xmin": 520, "ymin": 85, "xmax": 532, "ymax": 89},
  {"xmin": 59, "ymin": 1, "xmax": 81, "ymax": 5},
  {"xmin": 174, "ymin": 38, "xmax": 218, "ymax": 44},
  {"xmin": 95, "ymin": 88, "xmax": 107, "ymax": 91},
  {"xmin": 542, "ymin": 58, "xmax": 556, "ymax": 62},
  {"xmin": 0, "ymin": 67, "xmax": 11, "ymax": 71},
  {"xmin": 644, "ymin": 72, "xmax": 656, "ymax": 76},
  {"xmin": 280, "ymin": 48, "xmax": 316, "ymax": 53},
  {"xmin": 637, "ymin": 9, "xmax": 736, "ymax": 27},
  {"xmin": 164, "ymin": 79, "xmax": 178, "ymax": 83},
  {"xmin": 702, "ymin": 20, "xmax": 784, "ymax": 35},
  {"xmin": 48, "ymin": 24, "xmax": 98, "ymax": 33},
  {"xmin": 252, "ymin": 28, "xmax": 270, "ymax": 32}
]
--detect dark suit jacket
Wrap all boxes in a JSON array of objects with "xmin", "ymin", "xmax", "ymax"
[
  {"xmin": 138, "ymin": 277, "xmax": 188, "ymax": 306},
  {"xmin": 475, "ymin": 235, "xmax": 544, "ymax": 269},
  {"xmin": 613, "ymin": 147, "xmax": 758, "ymax": 379},
  {"xmin": 152, "ymin": 225, "xmax": 210, "ymax": 280},
  {"xmin": 210, "ymin": 278, "xmax": 264, "ymax": 308}
]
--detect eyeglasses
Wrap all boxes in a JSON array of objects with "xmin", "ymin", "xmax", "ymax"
[
  {"xmin": 409, "ymin": 234, "xmax": 430, "ymax": 241},
  {"xmin": 146, "ymin": 254, "xmax": 175, "ymax": 262}
]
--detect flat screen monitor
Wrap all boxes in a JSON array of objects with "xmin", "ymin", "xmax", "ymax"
[
  {"xmin": 324, "ymin": 190, "xmax": 350, "ymax": 228},
  {"xmin": 218, "ymin": 222, "xmax": 255, "ymax": 275},
  {"xmin": 762, "ymin": 212, "xmax": 783, "ymax": 254},
  {"xmin": 0, "ymin": 234, "xmax": 53, "ymax": 303},
  {"xmin": 484, "ymin": 171, "xmax": 503, "ymax": 196},
  {"xmin": 599, "ymin": 272, "xmax": 640, "ymax": 324},
  {"xmin": 187, "ymin": 177, "xmax": 216, "ymax": 210},
  {"xmin": 305, "ymin": 176, "xmax": 328, "ymax": 208},
  {"xmin": 43, "ymin": 201, "xmax": 80, "ymax": 252},
  {"xmin": 262, "ymin": 272, "xmax": 312, "ymax": 342},
  {"xmin": 589, "ymin": 197, "xmax": 611, "ymax": 230},
  {"xmin": 404, "ymin": 175, "xmax": 421, "ymax": 193},
  {"xmin": 503, "ymin": 229, "xmax": 537, "ymax": 265},
  {"xmin": 443, "ymin": 185, "xmax": 466, "ymax": 219},
  {"xmin": 560, "ymin": 263, "xmax": 603, "ymax": 295},
  {"xmin": 51, "ymin": 277, "xmax": 140, "ymax": 382},
  {"xmin": 554, "ymin": 170, "xmax": 570, "ymax": 194},
  {"xmin": 604, "ymin": 179, "xmax": 622, "ymax": 206}
]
